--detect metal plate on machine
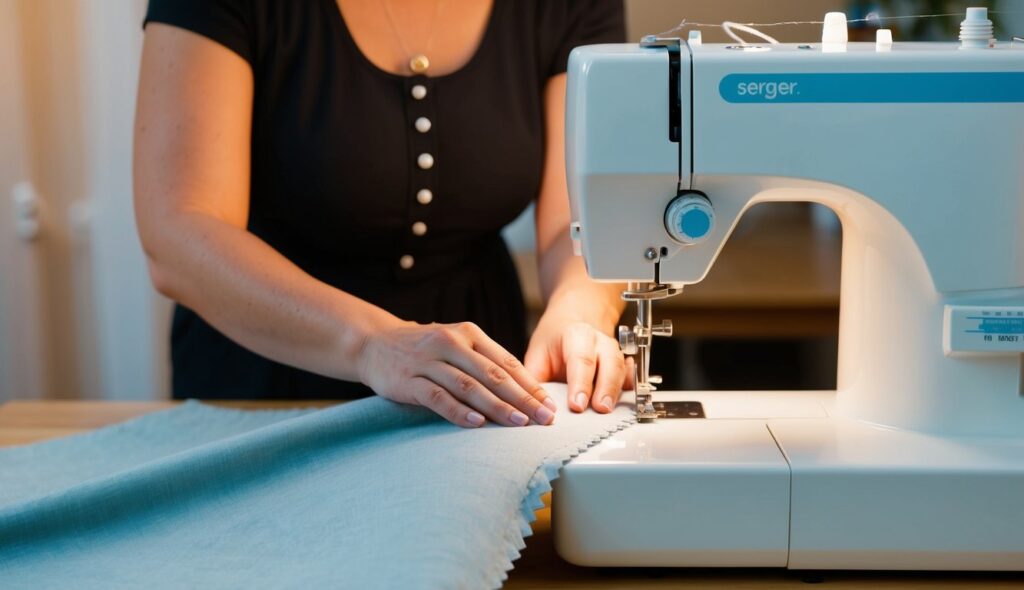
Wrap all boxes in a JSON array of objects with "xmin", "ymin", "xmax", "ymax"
[{"xmin": 653, "ymin": 401, "xmax": 705, "ymax": 418}]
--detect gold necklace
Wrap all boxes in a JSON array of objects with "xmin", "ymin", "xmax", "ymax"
[{"xmin": 379, "ymin": 0, "xmax": 447, "ymax": 74}]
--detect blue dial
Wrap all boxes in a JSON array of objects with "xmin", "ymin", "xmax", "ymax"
[
  {"xmin": 665, "ymin": 193, "xmax": 715, "ymax": 245},
  {"xmin": 680, "ymin": 208, "xmax": 711, "ymax": 239}
]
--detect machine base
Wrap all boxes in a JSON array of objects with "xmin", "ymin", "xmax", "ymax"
[{"xmin": 553, "ymin": 391, "xmax": 1024, "ymax": 570}]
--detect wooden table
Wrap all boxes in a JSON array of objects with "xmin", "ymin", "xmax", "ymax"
[{"xmin": 2, "ymin": 400, "xmax": 1020, "ymax": 589}]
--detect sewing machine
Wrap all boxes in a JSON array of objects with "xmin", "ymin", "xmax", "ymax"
[{"xmin": 553, "ymin": 8, "xmax": 1024, "ymax": 570}]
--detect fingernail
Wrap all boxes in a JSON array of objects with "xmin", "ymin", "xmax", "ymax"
[
  {"xmin": 467, "ymin": 411, "xmax": 485, "ymax": 427},
  {"xmin": 600, "ymin": 396, "xmax": 614, "ymax": 411},
  {"xmin": 510, "ymin": 411, "xmax": 530, "ymax": 426},
  {"xmin": 542, "ymin": 397, "xmax": 558, "ymax": 412},
  {"xmin": 535, "ymin": 405, "xmax": 555, "ymax": 425},
  {"xmin": 574, "ymin": 392, "xmax": 587, "ymax": 410}
]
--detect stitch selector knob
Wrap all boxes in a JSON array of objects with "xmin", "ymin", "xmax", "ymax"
[{"xmin": 665, "ymin": 191, "xmax": 715, "ymax": 245}]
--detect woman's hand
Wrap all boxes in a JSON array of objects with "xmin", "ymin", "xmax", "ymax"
[
  {"xmin": 357, "ymin": 320, "xmax": 557, "ymax": 428},
  {"xmin": 527, "ymin": 75, "xmax": 628, "ymax": 414},
  {"xmin": 524, "ymin": 315, "xmax": 631, "ymax": 414}
]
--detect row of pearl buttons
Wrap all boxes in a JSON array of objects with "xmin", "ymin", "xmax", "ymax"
[{"xmin": 404, "ymin": 84, "xmax": 432, "ymax": 270}]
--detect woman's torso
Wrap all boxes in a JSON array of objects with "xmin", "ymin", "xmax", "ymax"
[{"xmin": 143, "ymin": 0, "xmax": 625, "ymax": 399}]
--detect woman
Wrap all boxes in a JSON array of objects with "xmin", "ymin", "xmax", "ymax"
[{"xmin": 134, "ymin": 0, "xmax": 629, "ymax": 428}]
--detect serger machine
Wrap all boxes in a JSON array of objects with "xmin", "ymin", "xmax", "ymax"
[{"xmin": 553, "ymin": 8, "xmax": 1024, "ymax": 570}]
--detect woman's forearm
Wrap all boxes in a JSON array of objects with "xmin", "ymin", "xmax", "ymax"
[
  {"xmin": 537, "ymin": 231, "xmax": 624, "ymax": 332},
  {"xmin": 142, "ymin": 210, "xmax": 396, "ymax": 382},
  {"xmin": 532, "ymin": 73, "xmax": 623, "ymax": 334},
  {"xmin": 528, "ymin": 230, "xmax": 630, "ymax": 413},
  {"xmin": 133, "ymin": 26, "xmax": 388, "ymax": 382}
]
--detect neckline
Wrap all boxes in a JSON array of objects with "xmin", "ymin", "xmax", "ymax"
[{"xmin": 329, "ymin": 0, "xmax": 500, "ymax": 82}]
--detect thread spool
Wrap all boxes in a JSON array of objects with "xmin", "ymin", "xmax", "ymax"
[{"xmin": 960, "ymin": 6, "xmax": 994, "ymax": 49}]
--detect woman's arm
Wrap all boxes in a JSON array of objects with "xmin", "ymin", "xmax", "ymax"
[
  {"xmin": 135, "ymin": 25, "xmax": 555, "ymax": 427},
  {"xmin": 135, "ymin": 25, "xmax": 382, "ymax": 382},
  {"xmin": 524, "ymin": 74, "xmax": 629, "ymax": 413}
]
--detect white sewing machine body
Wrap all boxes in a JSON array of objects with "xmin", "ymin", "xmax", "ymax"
[{"xmin": 554, "ymin": 29, "xmax": 1024, "ymax": 570}]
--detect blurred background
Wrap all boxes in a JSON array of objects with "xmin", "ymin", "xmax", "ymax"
[{"xmin": 1, "ymin": 0, "xmax": 1020, "ymax": 401}]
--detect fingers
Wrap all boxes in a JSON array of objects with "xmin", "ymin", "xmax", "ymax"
[
  {"xmin": 563, "ymin": 324, "xmax": 598, "ymax": 412},
  {"xmin": 453, "ymin": 349, "xmax": 555, "ymax": 425},
  {"xmin": 457, "ymin": 323, "xmax": 558, "ymax": 418},
  {"xmin": 523, "ymin": 341, "xmax": 553, "ymax": 385},
  {"xmin": 414, "ymin": 321, "xmax": 556, "ymax": 426},
  {"xmin": 624, "ymin": 357, "xmax": 636, "ymax": 389},
  {"xmin": 424, "ymin": 362, "xmax": 544, "ymax": 427},
  {"xmin": 410, "ymin": 377, "xmax": 485, "ymax": 428},
  {"xmin": 591, "ymin": 335, "xmax": 626, "ymax": 413},
  {"xmin": 561, "ymin": 324, "xmax": 628, "ymax": 413}
]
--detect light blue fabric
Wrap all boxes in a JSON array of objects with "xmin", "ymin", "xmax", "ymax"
[{"xmin": 0, "ymin": 385, "xmax": 632, "ymax": 589}]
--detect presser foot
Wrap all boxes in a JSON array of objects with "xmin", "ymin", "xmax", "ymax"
[
  {"xmin": 619, "ymin": 281, "xmax": 678, "ymax": 423},
  {"xmin": 636, "ymin": 409, "xmax": 659, "ymax": 423},
  {"xmin": 635, "ymin": 387, "xmax": 660, "ymax": 422}
]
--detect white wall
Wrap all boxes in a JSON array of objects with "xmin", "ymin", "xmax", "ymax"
[
  {"xmin": 0, "ymin": 0, "xmax": 46, "ymax": 400},
  {"xmin": 0, "ymin": 0, "xmax": 166, "ymax": 400},
  {"xmin": 77, "ymin": 0, "xmax": 170, "ymax": 399}
]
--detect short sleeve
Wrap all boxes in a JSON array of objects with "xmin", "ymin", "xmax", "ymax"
[
  {"xmin": 144, "ymin": 0, "xmax": 255, "ymax": 67},
  {"xmin": 543, "ymin": 0, "xmax": 626, "ymax": 77}
]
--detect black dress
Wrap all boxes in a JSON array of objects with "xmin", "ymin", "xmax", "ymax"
[{"xmin": 144, "ymin": 0, "xmax": 625, "ymax": 400}]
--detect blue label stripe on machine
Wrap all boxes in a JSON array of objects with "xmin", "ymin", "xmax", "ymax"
[
  {"xmin": 964, "ymin": 317, "xmax": 1024, "ymax": 335},
  {"xmin": 720, "ymin": 72, "xmax": 1024, "ymax": 103}
]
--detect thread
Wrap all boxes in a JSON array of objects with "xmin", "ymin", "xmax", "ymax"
[
  {"xmin": 722, "ymin": 21, "xmax": 781, "ymax": 45},
  {"xmin": 652, "ymin": 10, "xmax": 1021, "ymax": 39}
]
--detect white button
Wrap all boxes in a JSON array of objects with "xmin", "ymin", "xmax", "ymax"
[
  {"xmin": 411, "ymin": 85, "xmax": 427, "ymax": 100},
  {"xmin": 412, "ymin": 221, "xmax": 428, "ymax": 236},
  {"xmin": 416, "ymin": 189, "xmax": 433, "ymax": 205},
  {"xmin": 876, "ymin": 28, "xmax": 893, "ymax": 51},
  {"xmin": 414, "ymin": 117, "xmax": 432, "ymax": 133},
  {"xmin": 417, "ymin": 153, "xmax": 434, "ymax": 169},
  {"xmin": 399, "ymin": 255, "xmax": 415, "ymax": 269}
]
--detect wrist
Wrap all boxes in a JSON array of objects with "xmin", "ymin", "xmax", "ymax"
[
  {"xmin": 544, "ymin": 282, "xmax": 624, "ymax": 334},
  {"xmin": 330, "ymin": 297, "xmax": 400, "ymax": 382}
]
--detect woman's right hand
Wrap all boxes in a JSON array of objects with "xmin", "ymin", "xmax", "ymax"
[{"xmin": 357, "ymin": 320, "xmax": 558, "ymax": 428}]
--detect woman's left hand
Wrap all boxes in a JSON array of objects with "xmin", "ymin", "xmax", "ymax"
[{"xmin": 524, "ymin": 314, "xmax": 632, "ymax": 413}]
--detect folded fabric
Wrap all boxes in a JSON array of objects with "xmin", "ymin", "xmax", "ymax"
[{"xmin": 0, "ymin": 384, "xmax": 633, "ymax": 589}]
